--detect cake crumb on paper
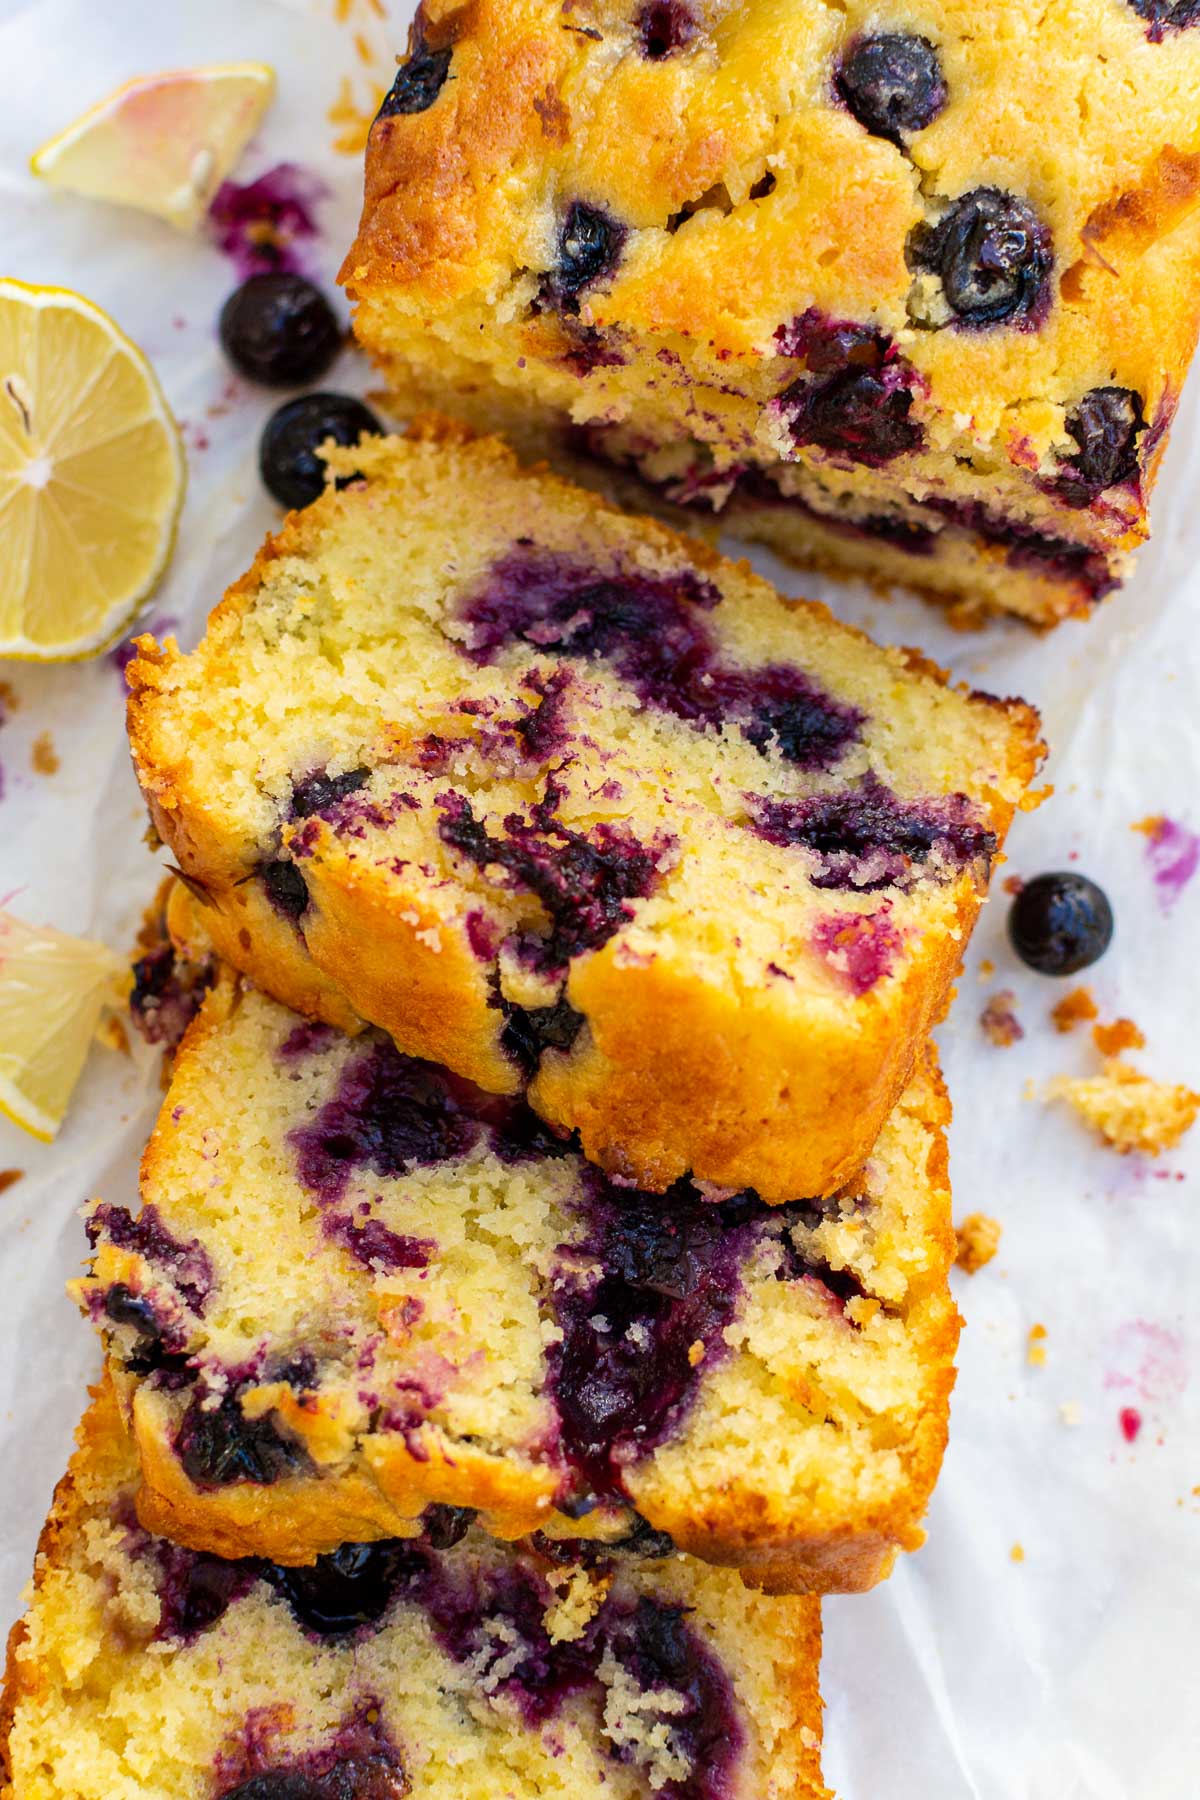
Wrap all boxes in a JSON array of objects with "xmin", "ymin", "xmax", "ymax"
[
  {"xmin": 0, "ymin": 1170, "xmax": 23, "ymax": 1196},
  {"xmin": 1047, "ymin": 1060, "xmax": 1199, "ymax": 1155},
  {"xmin": 1052, "ymin": 986, "xmax": 1098, "ymax": 1033},
  {"xmin": 955, "ymin": 1212, "xmax": 1002, "ymax": 1274},
  {"xmin": 980, "ymin": 990, "xmax": 1023, "ymax": 1047},
  {"xmin": 1027, "ymin": 1323, "xmax": 1048, "ymax": 1367},
  {"xmin": 1010, "ymin": 1542, "xmax": 1025, "ymax": 1564},
  {"xmin": 1059, "ymin": 1401, "xmax": 1081, "ymax": 1426},
  {"xmin": 1092, "ymin": 1017, "xmax": 1145, "ymax": 1057},
  {"xmin": 30, "ymin": 731, "xmax": 58, "ymax": 775}
]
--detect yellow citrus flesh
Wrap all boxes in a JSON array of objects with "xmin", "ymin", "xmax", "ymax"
[
  {"xmin": 31, "ymin": 63, "xmax": 276, "ymax": 232},
  {"xmin": 0, "ymin": 281, "xmax": 185, "ymax": 661},
  {"xmin": 0, "ymin": 911, "xmax": 130, "ymax": 1142}
]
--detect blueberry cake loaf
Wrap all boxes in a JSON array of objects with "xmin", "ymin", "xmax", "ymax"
[
  {"xmin": 342, "ymin": 0, "xmax": 1200, "ymax": 625},
  {"xmin": 127, "ymin": 427, "xmax": 1041, "ymax": 1201},
  {"xmin": 0, "ymin": 1384, "xmax": 828, "ymax": 1800},
  {"xmin": 74, "ymin": 931, "xmax": 959, "ymax": 1594}
]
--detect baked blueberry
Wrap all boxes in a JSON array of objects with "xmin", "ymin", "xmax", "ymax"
[
  {"xmin": 1125, "ymin": 0, "xmax": 1200, "ymax": 33},
  {"xmin": 218, "ymin": 273, "xmax": 343, "ymax": 388},
  {"xmin": 262, "ymin": 858, "xmax": 311, "ymax": 921},
  {"xmin": 501, "ymin": 998, "xmax": 587, "ymax": 1073},
  {"xmin": 291, "ymin": 766, "xmax": 372, "ymax": 819},
  {"xmin": 264, "ymin": 1541, "xmax": 408, "ymax": 1635},
  {"xmin": 782, "ymin": 367, "xmax": 923, "ymax": 464},
  {"xmin": 376, "ymin": 43, "xmax": 453, "ymax": 117},
  {"xmin": 1008, "ymin": 872, "xmax": 1114, "ymax": 975},
  {"xmin": 835, "ymin": 34, "xmax": 947, "ymax": 146},
  {"xmin": 1057, "ymin": 386, "xmax": 1146, "ymax": 503},
  {"xmin": 177, "ymin": 1391, "xmax": 305, "ymax": 1487},
  {"xmin": 421, "ymin": 1503, "xmax": 476, "ymax": 1549},
  {"xmin": 259, "ymin": 394, "xmax": 383, "ymax": 511},
  {"xmin": 542, "ymin": 203, "xmax": 626, "ymax": 310},
  {"xmin": 909, "ymin": 188, "xmax": 1052, "ymax": 327},
  {"xmin": 637, "ymin": 1, "xmax": 697, "ymax": 57}
]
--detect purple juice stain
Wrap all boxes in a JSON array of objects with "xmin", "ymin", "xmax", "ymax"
[
  {"xmin": 152, "ymin": 1537, "xmax": 259, "ymax": 1641},
  {"xmin": 749, "ymin": 770, "xmax": 996, "ymax": 889},
  {"xmin": 548, "ymin": 1176, "xmax": 860, "ymax": 1504},
  {"xmin": 290, "ymin": 766, "xmax": 371, "ymax": 820},
  {"xmin": 129, "ymin": 938, "xmax": 215, "ymax": 1051},
  {"xmin": 437, "ymin": 785, "xmax": 671, "ymax": 973},
  {"xmin": 277, "ymin": 1020, "xmax": 340, "ymax": 1062},
  {"xmin": 810, "ymin": 907, "xmax": 905, "ymax": 996},
  {"xmin": 1138, "ymin": 815, "xmax": 1200, "ymax": 913},
  {"xmin": 208, "ymin": 165, "xmax": 329, "ymax": 281},
  {"xmin": 88, "ymin": 1202, "xmax": 214, "ymax": 1313},
  {"xmin": 323, "ymin": 1209, "xmax": 434, "ymax": 1274},
  {"xmin": 459, "ymin": 547, "xmax": 864, "ymax": 770},
  {"xmin": 923, "ymin": 497, "xmax": 1117, "ymax": 600},
  {"xmin": 289, "ymin": 1040, "xmax": 483, "ymax": 1202}
]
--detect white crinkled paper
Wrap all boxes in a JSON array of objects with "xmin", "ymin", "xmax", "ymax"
[{"xmin": 0, "ymin": 4, "xmax": 1197, "ymax": 1794}]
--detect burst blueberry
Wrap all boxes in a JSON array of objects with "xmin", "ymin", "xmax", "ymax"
[
  {"xmin": 1056, "ymin": 386, "xmax": 1146, "ymax": 505},
  {"xmin": 637, "ymin": 0, "xmax": 697, "ymax": 57},
  {"xmin": 782, "ymin": 366, "xmax": 923, "ymax": 464},
  {"xmin": 1008, "ymin": 872, "xmax": 1114, "ymax": 975},
  {"xmin": 376, "ymin": 42, "xmax": 453, "ymax": 117},
  {"xmin": 262, "ymin": 858, "xmax": 310, "ymax": 921},
  {"xmin": 260, "ymin": 394, "xmax": 383, "ymax": 510},
  {"xmin": 835, "ymin": 33, "xmax": 947, "ymax": 146},
  {"xmin": 219, "ymin": 273, "xmax": 343, "ymax": 388},
  {"xmin": 264, "ymin": 1541, "xmax": 409, "ymax": 1636},
  {"xmin": 908, "ymin": 187, "xmax": 1052, "ymax": 327},
  {"xmin": 542, "ymin": 203, "xmax": 626, "ymax": 310},
  {"xmin": 176, "ymin": 1390, "xmax": 306, "ymax": 1488}
]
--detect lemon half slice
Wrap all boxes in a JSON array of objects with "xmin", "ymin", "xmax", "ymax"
[
  {"xmin": 0, "ymin": 281, "xmax": 185, "ymax": 660},
  {"xmin": 31, "ymin": 63, "xmax": 276, "ymax": 232},
  {"xmin": 0, "ymin": 911, "xmax": 130, "ymax": 1142}
]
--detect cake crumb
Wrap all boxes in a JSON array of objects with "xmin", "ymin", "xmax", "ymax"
[
  {"xmin": 1092, "ymin": 1016, "xmax": 1145, "ymax": 1056},
  {"xmin": 978, "ymin": 957, "xmax": 995, "ymax": 979},
  {"xmin": 1048, "ymin": 1060, "xmax": 1199, "ymax": 1155},
  {"xmin": 96, "ymin": 1015, "xmax": 130, "ymax": 1055},
  {"xmin": 1059, "ymin": 1401, "xmax": 1081, "ymax": 1426},
  {"xmin": 0, "ymin": 1170, "xmax": 23, "ymax": 1196},
  {"xmin": 980, "ymin": 990, "xmax": 1023, "ymax": 1046},
  {"xmin": 955, "ymin": 1212, "xmax": 1002, "ymax": 1274},
  {"xmin": 30, "ymin": 731, "xmax": 59, "ymax": 775},
  {"xmin": 1002, "ymin": 874, "xmax": 1024, "ymax": 896},
  {"xmin": 1051, "ymin": 987, "xmax": 1098, "ymax": 1033},
  {"xmin": 1010, "ymin": 1542, "xmax": 1025, "ymax": 1563},
  {"xmin": 1027, "ymin": 1323, "xmax": 1048, "ymax": 1367}
]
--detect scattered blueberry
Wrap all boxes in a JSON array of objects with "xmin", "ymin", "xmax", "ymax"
[
  {"xmin": 542, "ymin": 203, "xmax": 626, "ymax": 310},
  {"xmin": 421, "ymin": 1504, "xmax": 476, "ymax": 1549},
  {"xmin": 637, "ymin": 0, "xmax": 697, "ymax": 57},
  {"xmin": 89, "ymin": 1202, "xmax": 214, "ymax": 1312},
  {"xmin": 218, "ymin": 273, "xmax": 342, "ymax": 388},
  {"xmin": 835, "ymin": 34, "xmax": 947, "ymax": 146},
  {"xmin": 262, "ymin": 858, "xmax": 311, "ymax": 921},
  {"xmin": 177, "ymin": 1390, "xmax": 306, "ymax": 1488},
  {"xmin": 1008, "ymin": 872, "xmax": 1114, "ymax": 975},
  {"xmin": 264, "ymin": 1541, "xmax": 408, "ymax": 1636},
  {"xmin": 908, "ymin": 187, "xmax": 1052, "ymax": 327},
  {"xmin": 782, "ymin": 366, "xmax": 923, "ymax": 464},
  {"xmin": 500, "ymin": 998, "xmax": 587, "ymax": 1073},
  {"xmin": 376, "ymin": 42, "xmax": 453, "ymax": 117},
  {"xmin": 1056, "ymin": 386, "xmax": 1146, "ymax": 505},
  {"xmin": 1125, "ymin": 0, "xmax": 1200, "ymax": 34},
  {"xmin": 291, "ymin": 766, "xmax": 371, "ymax": 819},
  {"xmin": 259, "ymin": 393, "xmax": 383, "ymax": 510}
]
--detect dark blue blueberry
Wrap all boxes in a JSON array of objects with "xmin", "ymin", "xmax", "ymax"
[
  {"xmin": 908, "ymin": 187, "xmax": 1052, "ymax": 327},
  {"xmin": 221, "ymin": 1763, "xmax": 404, "ymax": 1800},
  {"xmin": 1125, "ymin": 0, "xmax": 1200, "ymax": 34},
  {"xmin": 604, "ymin": 1595, "xmax": 744, "ymax": 1798},
  {"xmin": 835, "ymin": 34, "xmax": 947, "ymax": 145},
  {"xmin": 750, "ymin": 771, "xmax": 995, "ymax": 888},
  {"xmin": 324, "ymin": 1211, "xmax": 434, "ymax": 1273},
  {"xmin": 542, "ymin": 203, "xmax": 626, "ymax": 311},
  {"xmin": 259, "ymin": 393, "xmax": 383, "ymax": 510},
  {"xmin": 218, "ymin": 273, "xmax": 343, "ymax": 388},
  {"xmin": 1008, "ymin": 872, "xmax": 1113, "ymax": 975},
  {"xmin": 176, "ymin": 1390, "xmax": 306, "ymax": 1488},
  {"xmin": 421, "ymin": 1503, "xmax": 477, "ymax": 1549},
  {"xmin": 89, "ymin": 1203, "xmax": 214, "ymax": 1312},
  {"xmin": 154, "ymin": 1542, "xmax": 258, "ymax": 1641},
  {"xmin": 376, "ymin": 43, "xmax": 452, "ymax": 117},
  {"xmin": 500, "ymin": 998, "xmax": 587, "ymax": 1074},
  {"xmin": 291, "ymin": 767, "xmax": 371, "ymax": 819},
  {"xmin": 102, "ymin": 1283, "xmax": 192, "ymax": 1378},
  {"xmin": 782, "ymin": 366, "xmax": 923, "ymax": 464},
  {"xmin": 264, "ymin": 1541, "xmax": 409, "ymax": 1635},
  {"xmin": 1056, "ymin": 387, "xmax": 1146, "ymax": 505},
  {"xmin": 262, "ymin": 859, "xmax": 310, "ymax": 921},
  {"xmin": 637, "ymin": 0, "xmax": 697, "ymax": 57}
]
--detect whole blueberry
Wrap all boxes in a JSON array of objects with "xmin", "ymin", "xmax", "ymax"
[
  {"xmin": 376, "ymin": 42, "xmax": 453, "ymax": 117},
  {"xmin": 1058, "ymin": 386, "xmax": 1146, "ymax": 502},
  {"xmin": 543, "ymin": 203, "xmax": 626, "ymax": 310},
  {"xmin": 218, "ymin": 273, "xmax": 343, "ymax": 388},
  {"xmin": 264, "ymin": 1541, "xmax": 408, "ymax": 1635},
  {"xmin": 421, "ymin": 1503, "xmax": 476, "ymax": 1549},
  {"xmin": 835, "ymin": 34, "xmax": 947, "ymax": 146},
  {"xmin": 262, "ymin": 859, "xmax": 311, "ymax": 921},
  {"xmin": 909, "ymin": 188, "xmax": 1052, "ymax": 327},
  {"xmin": 259, "ymin": 393, "xmax": 383, "ymax": 510},
  {"xmin": 783, "ymin": 367, "xmax": 923, "ymax": 464},
  {"xmin": 1008, "ymin": 873, "xmax": 1114, "ymax": 975}
]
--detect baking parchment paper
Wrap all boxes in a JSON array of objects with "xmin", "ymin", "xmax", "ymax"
[{"xmin": 0, "ymin": 4, "xmax": 1196, "ymax": 1794}]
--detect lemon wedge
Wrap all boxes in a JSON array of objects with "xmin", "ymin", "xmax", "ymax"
[
  {"xmin": 0, "ymin": 281, "xmax": 185, "ymax": 660},
  {"xmin": 0, "ymin": 911, "xmax": 130, "ymax": 1142},
  {"xmin": 31, "ymin": 63, "xmax": 276, "ymax": 232}
]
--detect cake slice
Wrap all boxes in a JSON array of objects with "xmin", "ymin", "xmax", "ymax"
[
  {"xmin": 127, "ymin": 425, "xmax": 1041, "ymax": 1201},
  {"xmin": 74, "ymin": 921, "xmax": 960, "ymax": 1594},
  {"xmin": 342, "ymin": 2, "xmax": 1200, "ymax": 626},
  {"xmin": 0, "ymin": 1383, "xmax": 828, "ymax": 1800}
]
